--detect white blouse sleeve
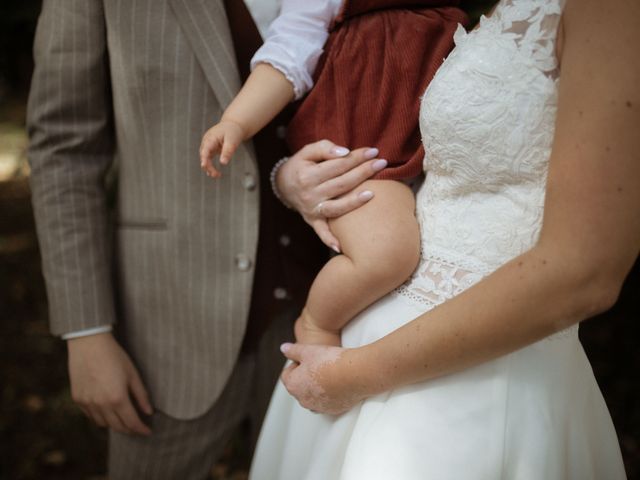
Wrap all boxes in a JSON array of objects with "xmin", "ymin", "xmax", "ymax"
[{"xmin": 250, "ymin": 0, "xmax": 342, "ymax": 100}]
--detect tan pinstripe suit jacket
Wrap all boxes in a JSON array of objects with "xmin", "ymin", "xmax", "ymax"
[{"xmin": 27, "ymin": 0, "xmax": 325, "ymax": 419}]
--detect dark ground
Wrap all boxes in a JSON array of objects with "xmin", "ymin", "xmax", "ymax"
[{"xmin": 1, "ymin": 1, "xmax": 639, "ymax": 479}]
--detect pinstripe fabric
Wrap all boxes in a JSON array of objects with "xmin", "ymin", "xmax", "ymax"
[
  {"xmin": 27, "ymin": 0, "xmax": 270, "ymax": 419},
  {"xmin": 107, "ymin": 310, "xmax": 293, "ymax": 480},
  {"xmin": 28, "ymin": 0, "xmax": 117, "ymax": 338},
  {"xmin": 170, "ymin": 0, "xmax": 241, "ymax": 109}
]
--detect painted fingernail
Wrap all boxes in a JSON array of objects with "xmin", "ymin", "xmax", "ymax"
[
  {"xmin": 358, "ymin": 190, "xmax": 374, "ymax": 201},
  {"xmin": 364, "ymin": 148, "xmax": 379, "ymax": 159},
  {"xmin": 331, "ymin": 244, "xmax": 341, "ymax": 254},
  {"xmin": 280, "ymin": 343, "xmax": 292, "ymax": 354},
  {"xmin": 372, "ymin": 159, "xmax": 388, "ymax": 171},
  {"xmin": 330, "ymin": 146, "xmax": 350, "ymax": 157}
]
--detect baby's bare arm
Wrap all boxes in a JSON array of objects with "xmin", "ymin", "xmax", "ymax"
[
  {"xmin": 223, "ymin": 63, "xmax": 294, "ymax": 138},
  {"xmin": 200, "ymin": 63, "xmax": 294, "ymax": 177}
]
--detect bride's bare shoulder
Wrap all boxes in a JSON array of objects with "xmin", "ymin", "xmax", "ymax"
[{"xmin": 558, "ymin": 0, "xmax": 639, "ymax": 69}]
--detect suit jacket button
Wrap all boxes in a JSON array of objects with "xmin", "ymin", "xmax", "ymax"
[
  {"xmin": 276, "ymin": 125, "xmax": 287, "ymax": 139},
  {"xmin": 273, "ymin": 287, "xmax": 288, "ymax": 300},
  {"xmin": 242, "ymin": 173, "xmax": 257, "ymax": 191},
  {"xmin": 235, "ymin": 254, "xmax": 252, "ymax": 272},
  {"xmin": 279, "ymin": 234, "xmax": 291, "ymax": 247}
]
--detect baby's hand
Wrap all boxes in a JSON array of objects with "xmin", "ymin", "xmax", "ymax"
[{"xmin": 199, "ymin": 119, "xmax": 245, "ymax": 178}]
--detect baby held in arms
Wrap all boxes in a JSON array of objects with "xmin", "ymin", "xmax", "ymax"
[{"xmin": 200, "ymin": 0, "xmax": 466, "ymax": 345}]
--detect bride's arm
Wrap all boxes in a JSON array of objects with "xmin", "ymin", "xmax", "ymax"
[{"xmin": 280, "ymin": 0, "xmax": 640, "ymax": 414}]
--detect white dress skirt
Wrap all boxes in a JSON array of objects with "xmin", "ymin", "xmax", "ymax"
[{"xmin": 250, "ymin": 292, "xmax": 626, "ymax": 479}]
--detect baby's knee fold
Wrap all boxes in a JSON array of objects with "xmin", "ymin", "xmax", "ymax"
[
  {"xmin": 359, "ymin": 245, "xmax": 420, "ymax": 288},
  {"xmin": 390, "ymin": 243, "xmax": 421, "ymax": 280}
]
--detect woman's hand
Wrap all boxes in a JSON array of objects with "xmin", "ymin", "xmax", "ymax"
[
  {"xmin": 280, "ymin": 342, "xmax": 372, "ymax": 415},
  {"xmin": 278, "ymin": 140, "xmax": 388, "ymax": 250}
]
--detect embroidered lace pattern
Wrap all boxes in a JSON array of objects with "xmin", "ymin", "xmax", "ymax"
[
  {"xmin": 395, "ymin": 0, "xmax": 576, "ymax": 339},
  {"xmin": 395, "ymin": 256, "xmax": 484, "ymax": 310}
]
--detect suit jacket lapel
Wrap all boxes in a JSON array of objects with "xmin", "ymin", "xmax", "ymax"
[{"xmin": 169, "ymin": 0, "xmax": 240, "ymax": 108}]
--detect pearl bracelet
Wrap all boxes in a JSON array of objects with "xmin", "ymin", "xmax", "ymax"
[{"xmin": 270, "ymin": 156, "xmax": 294, "ymax": 209}]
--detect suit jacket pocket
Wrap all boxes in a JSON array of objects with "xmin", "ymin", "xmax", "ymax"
[{"xmin": 116, "ymin": 218, "xmax": 168, "ymax": 230}]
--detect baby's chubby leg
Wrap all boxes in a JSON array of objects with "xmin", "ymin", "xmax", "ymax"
[{"xmin": 296, "ymin": 180, "xmax": 420, "ymax": 346}]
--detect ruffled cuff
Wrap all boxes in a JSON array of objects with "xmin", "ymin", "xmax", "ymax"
[{"xmin": 250, "ymin": 43, "xmax": 315, "ymax": 100}]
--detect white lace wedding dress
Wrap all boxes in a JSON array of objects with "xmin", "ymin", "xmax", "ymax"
[{"xmin": 250, "ymin": 1, "xmax": 627, "ymax": 478}]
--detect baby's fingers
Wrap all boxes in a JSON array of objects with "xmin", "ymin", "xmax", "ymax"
[
  {"xmin": 219, "ymin": 137, "xmax": 239, "ymax": 166},
  {"xmin": 200, "ymin": 134, "xmax": 223, "ymax": 178},
  {"xmin": 201, "ymin": 158, "xmax": 221, "ymax": 178}
]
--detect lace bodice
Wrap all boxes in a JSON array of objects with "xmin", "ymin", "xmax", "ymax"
[{"xmin": 397, "ymin": 0, "xmax": 569, "ymax": 316}]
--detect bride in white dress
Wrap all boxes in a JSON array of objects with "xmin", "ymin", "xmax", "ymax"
[{"xmin": 251, "ymin": 0, "xmax": 638, "ymax": 478}]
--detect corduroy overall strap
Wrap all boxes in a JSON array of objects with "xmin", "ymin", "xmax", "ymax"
[{"xmin": 337, "ymin": 0, "xmax": 461, "ymax": 24}]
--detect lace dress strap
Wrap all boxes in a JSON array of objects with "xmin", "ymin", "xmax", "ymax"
[{"xmin": 486, "ymin": 0, "xmax": 565, "ymax": 77}]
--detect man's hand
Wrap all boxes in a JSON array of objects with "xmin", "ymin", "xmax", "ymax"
[
  {"xmin": 67, "ymin": 333, "xmax": 153, "ymax": 436},
  {"xmin": 278, "ymin": 140, "xmax": 387, "ymax": 250},
  {"xmin": 199, "ymin": 119, "xmax": 246, "ymax": 178}
]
